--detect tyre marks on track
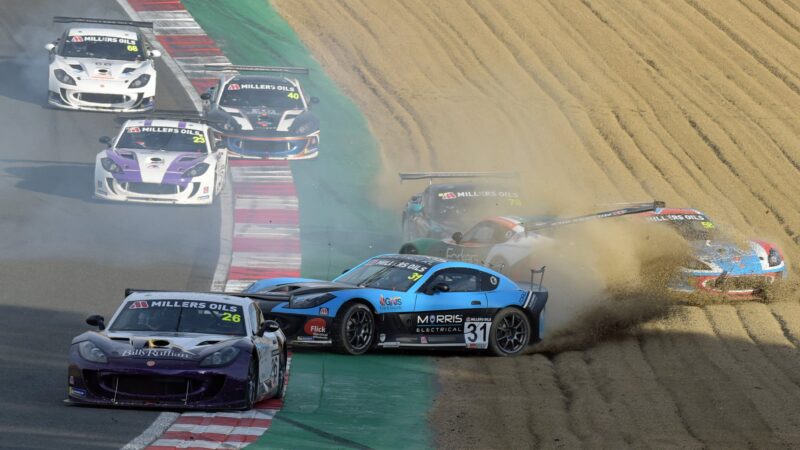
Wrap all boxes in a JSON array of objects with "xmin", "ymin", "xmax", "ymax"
[{"xmin": 122, "ymin": 1, "xmax": 301, "ymax": 448}]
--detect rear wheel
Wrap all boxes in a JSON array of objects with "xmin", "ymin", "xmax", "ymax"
[
  {"xmin": 275, "ymin": 351, "xmax": 286, "ymax": 399},
  {"xmin": 333, "ymin": 303, "xmax": 375, "ymax": 355},
  {"xmin": 489, "ymin": 307, "xmax": 531, "ymax": 356}
]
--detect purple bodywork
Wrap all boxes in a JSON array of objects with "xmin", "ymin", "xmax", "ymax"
[{"xmin": 105, "ymin": 149, "xmax": 208, "ymax": 188}]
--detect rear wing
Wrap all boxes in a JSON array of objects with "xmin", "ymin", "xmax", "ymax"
[
  {"xmin": 53, "ymin": 16, "xmax": 154, "ymax": 28},
  {"xmin": 123, "ymin": 288, "xmax": 291, "ymax": 303},
  {"xmin": 524, "ymin": 201, "xmax": 665, "ymax": 232},
  {"xmin": 116, "ymin": 110, "xmax": 211, "ymax": 125},
  {"xmin": 204, "ymin": 64, "xmax": 310, "ymax": 75},
  {"xmin": 398, "ymin": 172, "xmax": 519, "ymax": 184}
]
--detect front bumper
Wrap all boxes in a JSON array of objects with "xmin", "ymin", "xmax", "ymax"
[
  {"xmin": 94, "ymin": 171, "xmax": 214, "ymax": 205},
  {"xmin": 671, "ymin": 269, "xmax": 785, "ymax": 298},
  {"xmin": 48, "ymin": 75, "xmax": 155, "ymax": 112},
  {"xmin": 225, "ymin": 132, "xmax": 319, "ymax": 160}
]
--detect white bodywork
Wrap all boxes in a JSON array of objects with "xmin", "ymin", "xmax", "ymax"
[
  {"xmin": 47, "ymin": 27, "xmax": 158, "ymax": 112},
  {"xmin": 94, "ymin": 119, "xmax": 228, "ymax": 205}
]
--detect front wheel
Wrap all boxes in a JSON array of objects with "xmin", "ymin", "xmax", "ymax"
[
  {"xmin": 489, "ymin": 307, "xmax": 531, "ymax": 356},
  {"xmin": 333, "ymin": 303, "xmax": 375, "ymax": 355},
  {"xmin": 243, "ymin": 357, "xmax": 258, "ymax": 409}
]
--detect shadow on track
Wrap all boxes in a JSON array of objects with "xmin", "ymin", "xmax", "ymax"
[{"xmin": 5, "ymin": 162, "xmax": 94, "ymax": 202}]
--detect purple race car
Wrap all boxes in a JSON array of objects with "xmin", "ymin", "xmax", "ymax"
[
  {"xmin": 94, "ymin": 115, "xmax": 228, "ymax": 205},
  {"xmin": 66, "ymin": 290, "xmax": 286, "ymax": 410}
]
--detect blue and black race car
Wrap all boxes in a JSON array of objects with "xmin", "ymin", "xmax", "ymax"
[{"xmin": 246, "ymin": 254, "xmax": 548, "ymax": 356}]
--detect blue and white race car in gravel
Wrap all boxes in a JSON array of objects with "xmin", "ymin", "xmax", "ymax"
[
  {"xmin": 94, "ymin": 116, "xmax": 227, "ymax": 205},
  {"xmin": 246, "ymin": 254, "xmax": 548, "ymax": 357}
]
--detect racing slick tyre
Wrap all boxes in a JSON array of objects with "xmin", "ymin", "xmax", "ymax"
[
  {"xmin": 243, "ymin": 356, "xmax": 258, "ymax": 410},
  {"xmin": 333, "ymin": 303, "xmax": 375, "ymax": 355},
  {"xmin": 489, "ymin": 307, "xmax": 531, "ymax": 357},
  {"xmin": 275, "ymin": 351, "xmax": 286, "ymax": 399},
  {"xmin": 399, "ymin": 244, "xmax": 418, "ymax": 255}
]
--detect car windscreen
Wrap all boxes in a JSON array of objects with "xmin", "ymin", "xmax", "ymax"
[
  {"xmin": 431, "ymin": 189, "xmax": 523, "ymax": 220},
  {"xmin": 116, "ymin": 126, "xmax": 207, "ymax": 153},
  {"xmin": 647, "ymin": 213, "xmax": 718, "ymax": 241},
  {"xmin": 110, "ymin": 300, "xmax": 246, "ymax": 335},
  {"xmin": 335, "ymin": 257, "xmax": 437, "ymax": 292},
  {"xmin": 61, "ymin": 34, "xmax": 145, "ymax": 61},
  {"xmin": 219, "ymin": 81, "xmax": 304, "ymax": 109}
]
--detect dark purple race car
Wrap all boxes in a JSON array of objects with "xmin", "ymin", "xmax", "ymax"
[{"xmin": 66, "ymin": 290, "xmax": 286, "ymax": 410}]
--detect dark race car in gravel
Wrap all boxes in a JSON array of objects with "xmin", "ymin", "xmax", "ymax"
[
  {"xmin": 201, "ymin": 65, "xmax": 320, "ymax": 160},
  {"xmin": 246, "ymin": 254, "xmax": 548, "ymax": 357},
  {"xmin": 399, "ymin": 172, "xmax": 524, "ymax": 241},
  {"xmin": 66, "ymin": 290, "xmax": 286, "ymax": 410}
]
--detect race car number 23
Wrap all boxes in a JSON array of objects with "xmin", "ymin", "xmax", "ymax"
[{"xmin": 463, "ymin": 318, "xmax": 491, "ymax": 349}]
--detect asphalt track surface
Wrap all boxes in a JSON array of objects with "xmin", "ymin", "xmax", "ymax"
[{"xmin": 0, "ymin": 1, "xmax": 219, "ymax": 449}]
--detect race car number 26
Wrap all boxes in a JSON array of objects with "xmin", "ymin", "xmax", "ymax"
[{"xmin": 463, "ymin": 317, "xmax": 491, "ymax": 349}]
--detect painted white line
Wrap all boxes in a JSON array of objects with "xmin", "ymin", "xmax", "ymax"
[
  {"xmin": 235, "ymin": 196, "xmax": 299, "ymax": 210},
  {"xmin": 225, "ymin": 279, "xmax": 257, "ymax": 292},
  {"xmin": 234, "ymin": 223, "xmax": 301, "ymax": 239},
  {"xmin": 114, "ymin": 0, "xmax": 203, "ymax": 111},
  {"xmin": 119, "ymin": 412, "xmax": 180, "ymax": 450},
  {"xmin": 230, "ymin": 252, "xmax": 302, "ymax": 269},
  {"xmin": 168, "ymin": 424, "xmax": 269, "ymax": 435},
  {"xmin": 148, "ymin": 439, "xmax": 249, "ymax": 449},
  {"xmin": 180, "ymin": 410, "xmax": 277, "ymax": 419}
]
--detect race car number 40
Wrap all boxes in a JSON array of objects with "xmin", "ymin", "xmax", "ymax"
[{"xmin": 464, "ymin": 317, "xmax": 491, "ymax": 349}]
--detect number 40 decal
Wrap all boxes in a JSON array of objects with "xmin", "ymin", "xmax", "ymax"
[{"xmin": 463, "ymin": 318, "xmax": 491, "ymax": 349}]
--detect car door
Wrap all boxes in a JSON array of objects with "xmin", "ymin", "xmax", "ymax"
[
  {"xmin": 410, "ymin": 268, "xmax": 489, "ymax": 346},
  {"xmin": 249, "ymin": 303, "xmax": 275, "ymax": 396}
]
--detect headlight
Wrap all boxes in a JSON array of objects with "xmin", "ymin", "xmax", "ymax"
[
  {"xmin": 77, "ymin": 341, "xmax": 107, "ymax": 364},
  {"xmin": 290, "ymin": 293, "xmax": 335, "ymax": 309},
  {"xmin": 129, "ymin": 74, "xmax": 151, "ymax": 89},
  {"xmin": 182, "ymin": 163, "xmax": 209, "ymax": 178},
  {"xmin": 684, "ymin": 258, "xmax": 712, "ymax": 271},
  {"xmin": 54, "ymin": 69, "xmax": 76, "ymax": 86},
  {"xmin": 100, "ymin": 157, "xmax": 123, "ymax": 174},
  {"xmin": 199, "ymin": 346, "xmax": 240, "ymax": 367},
  {"xmin": 768, "ymin": 248, "xmax": 782, "ymax": 267}
]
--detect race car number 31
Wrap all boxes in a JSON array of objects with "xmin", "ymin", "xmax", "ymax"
[{"xmin": 464, "ymin": 317, "xmax": 491, "ymax": 349}]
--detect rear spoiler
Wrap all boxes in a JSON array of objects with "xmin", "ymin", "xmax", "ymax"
[
  {"xmin": 124, "ymin": 288, "xmax": 291, "ymax": 303},
  {"xmin": 204, "ymin": 64, "xmax": 310, "ymax": 75},
  {"xmin": 399, "ymin": 172, "xmax": 519, "ymax": 184},
  {"xmin": 53, "ymin": 16, "xmax": 154, "ymax": 28},
  {"xmin": 116, "ymin": 110, "xmax": 211, "ymax": 125},
  {"xmin": 524, "ymin": 201, "xmax": 664, "ymax": 232}
]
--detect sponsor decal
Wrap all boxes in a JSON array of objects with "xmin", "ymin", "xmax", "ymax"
[
  {"xmin": 420, "ymin": 336, "xmax": 428, "ymax": 344},
  {"xmin": 382, "ymin": 342, "xmax": 400, "ymax": 348},
  {"xmin": 319, "ymin": 307, "xmax": 329, "ymax": 316},
  {"xmin": 227, "ymin": 83, "xmax": 241, "ymax": 91},
  {"xmin": 464, "ymin": 317, "xmax": 491, "ymax": 349},
  {"xmin": 438, "ymin": 191, "xmax": 520, "ymax": 200},
  {"xmin": 445, "ymin": 247, "xmax": 483, "ymax": 264},
  {"xmin": 71, "ymin": 35, "xmax": 83, "ymax": 43},
  {"xmin": 70, "ymin": 35, "xmax": 137, "ymax": 45},
  {"xmin": 228, "ymin": 83, "xmax": 296, "ymax": 91},
  {"xmin": 489, "ymin": 276, "xmax": 499, "ymax": 286},
  {"xmin": 128, "ymin": 127, "xmax": 141, "ymax": 133},
  {"xmin": 379, "ymin": 294, "xmax": 403, "ymax": 311},
  {"xmin": 438, "ymin": 192, "xmax": 457, "ymax": 200},
  {"xmin": 144, "ymin": 300, "xmax": 239, "ymax": 313},
  {"xmin": 128, "ymin": 127, "xmax": 203, "ymax": 136},
  {"xmin": 296, "ymin": 336, "xmax": 315, "ymax": 342},
  {"xmin": 121, "ymin": 348, "xmax": 193, "ymax": 359},
  {"xmin": 68, "ymin": 387, "xmax": 87, "ymax": 397},
  {"xmin": 303, "ymin": 318, "xmax": 327, "ymax": 337},
  {"xmin": 415, "ymin": 314, "xmax": 464, "ymax": 334},
  {"xmin": 368, "ymin": 258, "xmax": 433, "ymax": 273},
  {"xmin": 379, "ymin": 333, "xmax": 386, "ymax": 343},
  {"xmin": 647, "ymin": 214, "xmax": 708, "ymax": 223},
  {"xmin": 146, "ymin": 360, "xmax": 155, "ymax": 367},
  {"xmin": 129, "ymin": 300, "xmax": 149, "ymax": 309}
]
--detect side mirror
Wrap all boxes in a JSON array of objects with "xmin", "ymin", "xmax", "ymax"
[
  {"xmin": 200, "ymin": 92, "xmax": 211, "ymax": 101},
  {"xmin": 149, "ymin": 49, "xmax": 162, "ymax": 58},
  {"xmin": 452, "ymin": 232, "xmax": 463, "ymax": 244},
  {"xmin": 429, "ymin": 283, "xmax": 450, "ymax": 294},
  {"xmin": 310, "ymin": 96, "xmax": 320, "ymax": 104},
  {"xmin": 44, "ymin": 43, "xmax": 56, "ymax": 52},
  {"xmin": 99, "ymin": 136, "xmax": 112, "ymax": 147},
  {"xmin": 86, "ymin": 315, "xmax": 105, "ymax": 331},
  {"xmin": 257, "ymin": 320, "xmax": 281, "ymax": 336}
]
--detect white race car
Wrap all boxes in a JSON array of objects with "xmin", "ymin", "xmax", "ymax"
[
  {"xmin": 95, "ymin": 116, "xmax": 227, "ymax": 205},
  {"xmin": 46, "ymin": 17, "xmax": 160, "ymax": 112}
]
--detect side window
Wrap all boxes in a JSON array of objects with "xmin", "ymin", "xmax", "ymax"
[
  {"xmin": 248, "ymin": 304, "xmax": 260, "ymax": 335},
  {"xmin": 423, "ymin": 269, "xmax": 481, "ymax": 293},
  {"xmin": 463, "ymin": 222, "xmax": 494, "ymax": 243}
]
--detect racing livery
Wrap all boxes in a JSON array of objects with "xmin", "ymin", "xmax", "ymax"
[
  {"xmin": 643, "ymin": 208, "xmax": 787, "ymax": 297},
  {"xmin": 46, "ymin": 17, "xmax": 160, "ymax": 112},
  {"xmin": 67, "ymin": 291, "xmax": 287, "ymax": 410},
  {"xmin": 400, "ymin": 172, "xmax": 523, "ymax": 241},
  {"xmin": 202, "ymin": 65, "xmax": 319, "ymax": 160},
  {"xmin": 245, "ymin": 254, "xmax": 548, "ymax": 357},
  {"xmin": 400, "ymin": 202, "xmax": 663, "ymax": 279},
  {"xmin": 94, "ymin": 116, "xmax": 227, "ymax": 205}
]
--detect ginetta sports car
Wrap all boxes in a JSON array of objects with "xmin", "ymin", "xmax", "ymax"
[
  {"xmin": 246, "ymin": 254, "xmax": 549, "ymax": 357},
  {"xmin": 643, "ymin": 208, "xmax": 787, "ymax": 297},
  {"xmin": 46, "ymin": 17, "xmax": 160, "ymax": 112},
  {"xmin": 67, "ymin": 291, "xmax": 287, "ymax": 410},
  {"xmin": 202, "ymin": 65, "xmax": 320, "ymax": 160},
  {"xmin": 94, "ymin": 117, "xmax": 227, "ymax": 205},
  {"xmin": 400, "ymin": 172, "xmax": 524, "ymax": 241},
  {"xmin": 400, "ymin": 202, "xmax": 663, "ymax": 279}
]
